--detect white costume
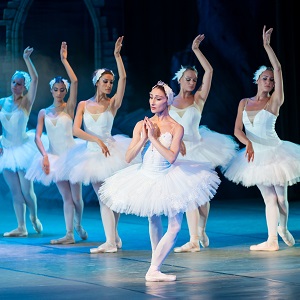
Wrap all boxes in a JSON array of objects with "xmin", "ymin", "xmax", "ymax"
[
  {"xmin": 0, "ymin": 106, "xmax": 47, "ymax": 172},
  {"xmin": 223, "ymin": 104, "xmax": 300, "ymax": 186},
  {"xmin": 26, "ymin": 111, "xmax": 82, "ymax": 185},
  {"xmin": 99, "ymin": 131, "xmax": 220, "ymax": 217},
  {"xmin": 56, "ymin": 103, "xmax": 136, "ymax": 185},
  {"xmin": 169, "ymin": 103, "xmax": 238, "ymax": 168}
]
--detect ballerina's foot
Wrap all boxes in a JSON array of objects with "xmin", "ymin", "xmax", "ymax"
[
  {"xmin": 145, "ymin": 271, "xmax": 176, "ymax": 282},
  {"xmin": 277, "ymin": 226, "xmax": 295, "ymax": 247},
  {"xmin": 90, "ymin": 242, "xmax": 117, "ymax": 254},
  {"xmin": 3, "ymin": 228, "xmax": 28, "ymax": 237},
  {"xmin": 116, "ymin": 238, "xmax": 122, "ymax": 249},
  {"xmin": 30, "ymin": 217, "xmax": 43, "ymax": 234},
  {"xmin": 250, "ymin": 240, "xmax": 279, "ymax": 251},
  {"xmin": 50, "ymin": 233, "xmax": 75, "ymax": 245},
  {"xmin": 174, "ymin": 241, "xmax": 200, "ymax": 253},
  {"xmin": 199, "ymin": 232, "xmax": 209, "ymax": 248},
  {"xmin": 75, "ymin": 225, "xmax": 88, "ymax": 240}
]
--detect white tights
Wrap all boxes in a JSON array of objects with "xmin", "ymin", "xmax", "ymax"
[
  {"xmin": 148, "ymin": 213, "xmax": 183, "ymax": 270},
  {"xmin": 93, "ymin": 182, "xmax": 120, "ymax": 246},
  {"xmin": 257, "ymin": 184, "xmax": 289, "ymax": 239},
  {"xmin": 3, "ymin": 169, "xmax": 38, "ymax": 230},
  {"xmin": 186, "ymin": 202, "xmax": 210, "ymax": 242},
  {"xmin": 56, "ymin": 181, "xmax": 84, "ymax": 233}
]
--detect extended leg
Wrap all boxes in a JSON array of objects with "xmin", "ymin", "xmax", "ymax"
[
  {"xmin": 174, "ymin": 209, "xmax": 200, "ymax": 253},
  {"xmin": 275, "ymin": 185, "xmax": 295, "ymax": 246},
  {"xmin": 146, "ymin": 213, "xmax": 183, "ymax": 282},
  {"xmin": 90, "ymin": 182, "xmax": 117, "ymax": 253},
  {"xmin": 250, "ymin": 185, "xmax": 279, "ymax": 251},
  {"xmin": 3, "ymin": 170, "xmax": 28, "ymax": 237},
  {"xmin": 198, "ymin": 202, "xmax": 210, "ymax": 247},
  {"xmin": 18, "ymin": 170, "xmax": 43, "ymax": 234},
  {"xmin": 51, "ymin": 180, "xmax": 76, "ymax": 245},
  {"xmin": 70, "ymin": 182, "xmax": 88, "ymax": 240}
]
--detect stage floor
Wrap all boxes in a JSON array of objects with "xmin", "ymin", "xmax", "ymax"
[{"xmin": 0, "ymin": 196, "xmax": 300, "ymax": 299}]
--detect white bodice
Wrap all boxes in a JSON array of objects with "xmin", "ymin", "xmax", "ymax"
[
  {"xmin": 83, "ymin": 104, "xmax": 114, "ymax": 151},
  {"xmin": 169, "ymin": 103, "xmax": 202, "ymax": 142},
  {"xmin": 243, "ymin": 109, "xmax": 282, "ymax": 151},
  {"xmin": 45, "ymin": 111, "xmax": 76, "ymax": 155},
  {"xmin": 0, "ymin": 107, "xmax": 29, "ymax": 147}
]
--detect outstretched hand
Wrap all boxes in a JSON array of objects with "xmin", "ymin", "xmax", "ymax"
[
  {"xmin": 192, "ymin": 34, "xmax": 205, "ymax": 51},
  {"xmin": 114, "ymin": 36, "xmax": 124, "ymax": 56},
  {"xmin": 23, "ymin": 46, "xmax": 34, "ymax": 59},
  {"xmin": 263, "ymin": 25, "xmax": 273, "ymax": 47},
  {"xmin": 60, "ymin": 41, "xmax": 67, "ymax": 60}
]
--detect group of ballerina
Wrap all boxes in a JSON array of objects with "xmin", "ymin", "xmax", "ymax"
[{"xmin": 1, "ymin": 25, "xmax": 300, "ymax": 282}]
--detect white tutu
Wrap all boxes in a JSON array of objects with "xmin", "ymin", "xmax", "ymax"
[
  {"xmin": 223, "ymin": 140, "xmax": 300, "ymax": 187},
  {"xmin": 56, "ymin": 134, "xmax": 137, "ymax": 185},
  {"xmin": 25, "ymin": 138, "xmax": 85, "ymax": 186},
  {"xmin": 0, "ymin": 130, "xmax": 48, "ymax": 173},
  {"xmin": 99, "ymin": 160, "xmax": 220, "ymax": 217},
  {"xmin": 178, "ymin": 125, "xmax": 239, "ymax": 169}
]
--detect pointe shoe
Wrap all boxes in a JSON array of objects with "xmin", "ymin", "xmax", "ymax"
[
  {"xmin": 277, "ymin": 226, "xmax": 295, "ymax": 247},
  {"xmin": 250, "ymin": 240, "xmax": 279, "ymax": 251},
  {"xmin": 50, "ymin": 233, "xmax": 75, "ymax": 245},
  {"xmin": 199, "ymin": 232, "xmax": 209, "ymax": 248},
  {"xmin": 75, "ymin": 225, "xmax": 88, "ymax": 240},
  {"xmin": 30, "ymin": 217, "xmax": 43, "ymax": 234},
  {"xmin": 174, "ymin": 241, "xmax": 200, "ymax": 253},
  {"xmin": 90, "ymin": 242, "xmax": 117, "ymax": 254},
  {"xmin": 3, "ymin": 228, "xmax": 28, "ymax": 237},
  {"xmin": 116, "ymin": 238, "xmax": 122, "ymax": 249},
  {"xmin": 145, "ymin": 271, "xmax": 176, "ymax": 282}
]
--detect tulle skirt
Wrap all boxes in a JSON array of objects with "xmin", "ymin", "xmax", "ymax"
[
  {"xmin": 25, "ymin": 138, "xmax": 85, "ymax": 186},
  {"xmin": 56, "ymin": 134, "xmax": 137, "ymax": 185},
  {"xmin": 223, "ymin": 140, "xmax": 300, "ymax": 187},
  {"xmin": 178, "ymin": 126, "xmax": 239, "ymax": 169},
  {"xmin": 99, "ymin": 161, "xmax": 220, "ymax": 217},
  {"xmin": 0, "ymin": 130, "xmax": 48, "ymax": 173}
]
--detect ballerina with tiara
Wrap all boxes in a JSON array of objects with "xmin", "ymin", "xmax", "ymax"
[
  {"xmin": 57, "ymin": 36, "xmax": 135, "ymax": 253},
  {"xmin": 223, "ymin": 26, "xmax": 300, "ymax": 251},
  {"xmin": 99, "ymin": 81, "xmax": 220, "ymax": 282},
  {"xmin": 169, "ymin": 34, "xmax": 238, "ymax": 253},
  {"xmin": 0, "ymin": 46, "xmax": 45, "ymax": 237},
  {"xmin": 26, "ymin": 41, "xmax": 87, "ymax": 245}
]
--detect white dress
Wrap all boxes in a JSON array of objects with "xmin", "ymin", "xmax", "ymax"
[
  {"xmin": 169, "ymin": 103, "xmax": 238, "ymax": 169},
  {"xmin": 25, "ymin": 111, "xmax": 82, "ymax": 186},
  {"xmin": 223, "ymin": 108, "xmax": 300, "ymax": 187},
  {"xmin": 0, "ymin": 106, "xmax": 47, "ymax": 172},
  {"xmin": 56, "ymin": 103, "xmax": 135, "ymax": 185},
  {"xmin": 99, "ymin": 132, "xmax": 221, "ymax": 217}
]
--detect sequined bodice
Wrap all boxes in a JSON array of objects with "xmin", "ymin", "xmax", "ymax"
[{"xmin": 141, "ymin": 132, "xmax": 172, "ymax": 173}]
